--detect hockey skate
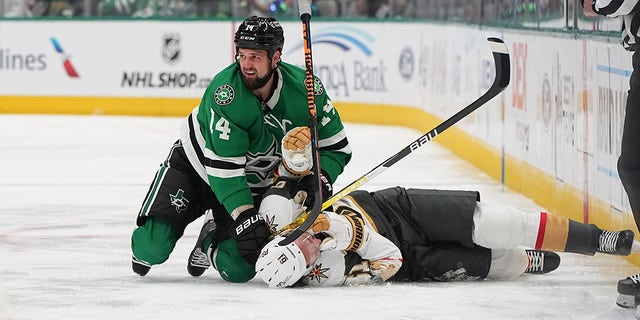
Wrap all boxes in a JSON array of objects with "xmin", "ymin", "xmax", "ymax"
[
  {"xmin": 132, "ymin": 255, "xmax": 151, "ymax": 276},
  {"xmin": 597, "ymin": 230, "xmax": 634, "ymax": 255},
  {"xmin": 187, "ymin": 210, "xmax": 217, "ymax": 277},
  {"xmin": 617, "ymin": 274, "xmax": 640, "ymax": 308},
  {"xmin": 524, "ymin": 250, "xmax": 560, "ymax": 274}
]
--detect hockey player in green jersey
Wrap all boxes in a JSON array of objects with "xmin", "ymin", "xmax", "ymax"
[{"xmin": 130, "ymin": 16, "xmax": 352, "ymax": 283}]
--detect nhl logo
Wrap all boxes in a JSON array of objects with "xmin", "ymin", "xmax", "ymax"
[
  {"xmin": 398, "ymin": 47, "xmax": 414, "ymax": 81},
  {"xmin": 214, "ymin": 84, "xmax": 235, "ymax": 106},
  {"xmin": 162, "ymin": 33, "xmax": 181, "ymax": 65}
]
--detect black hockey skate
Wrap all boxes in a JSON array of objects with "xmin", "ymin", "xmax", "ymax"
[
  {"xmin": 132, "ymin": 255, "xmax": 151, "ymax": 276},
  {"xmin": 597, "ymin": 230, "xmax": 634, "ymax": 256},
  {"xmin": 187, "ymin": 211, "xmax": 217, "ymax": 277},
  {"xmin": 617, "ymin": 274, "xmax": 640, "ymax": 308},
  {"xmin": 524, "ymin": 250, "xmax": 560, "ymax": 274}
]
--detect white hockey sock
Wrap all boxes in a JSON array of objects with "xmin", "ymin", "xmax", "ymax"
[
  {"xmin": 472, "ymin": 202, "xmax": 540, "ymax": 249},
  {"xmin": 486, "ymin": 247, "xmax": 528, "ymax": 280}
]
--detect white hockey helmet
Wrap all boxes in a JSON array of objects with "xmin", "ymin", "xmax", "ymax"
[{"xmin": 255, "ymin": 231, "xmax": 320, "ymax": 288}]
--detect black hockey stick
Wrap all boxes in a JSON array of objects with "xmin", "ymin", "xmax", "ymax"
[
  {"xmin": 279, "ymin": 37, "xmax": 510, "ymax": 242},
  {"xmin": 278, "ymin": 0, "xmax": 322, "ymax": 246}
]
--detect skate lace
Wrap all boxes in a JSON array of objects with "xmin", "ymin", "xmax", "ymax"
[
  {"xmin": 598, "ymin": 230, "xmax": 620, "ymax": 253},
  {"xmin": 629, "ymin": 274, "xmax": 640, "ymax": 285},
  {"xmin": 526, "ymin": 250, "xmax": 544, "ymax": 273},
  {"xmin": 189, "ymin": 247, "xmax": 210, "ymax": 268}
]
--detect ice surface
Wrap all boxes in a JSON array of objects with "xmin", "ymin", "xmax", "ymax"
[{"xmin": 0, "ymin": 114, "xmax": 637, "ymax": 320}]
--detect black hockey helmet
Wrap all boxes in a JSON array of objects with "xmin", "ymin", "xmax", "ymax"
[{"xmin": 234, "ymin": 16, "xmax": 285, "ymax": 58}]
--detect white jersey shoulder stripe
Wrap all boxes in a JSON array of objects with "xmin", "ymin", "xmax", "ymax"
[
  {"xmin": 206, "ymin": 166, "xmax": 245, "ymax": 178},
  {"xmin": 181, "ymin": 107, "xmax": 208, "ymax": 183},
  {"xmin": 203, "ymin": 148, "xmax": 246, "ymax": 166},
  {"xmin": 319, "ymin": 128, "xmax": 352, "ymax": 154}
]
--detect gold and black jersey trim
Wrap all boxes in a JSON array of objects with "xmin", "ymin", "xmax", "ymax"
[
  {"xmin": 338, "ymin": 195, "xmax": 379, "ymax": 233},
  {"xmin": 333, "ymin": 205, "xmax": 365, "ymax": 252}
]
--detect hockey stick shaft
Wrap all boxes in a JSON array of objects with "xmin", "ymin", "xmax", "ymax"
[
  {"xmin": 278, "ymin": 0, "xmax": 322, "ymax": 246},
  {"xmin": 326, "ymin": 38, "xmax": 510, "ymax": 203},
  {"xmin": 279, "ymin": 37, "xmax": 510, "ymax": 239}
]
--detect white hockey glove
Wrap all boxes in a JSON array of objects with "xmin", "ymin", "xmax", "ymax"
[
  {"xmin": 310, "ymin": 211, "xmax": 368, "ymax": 252},
  {"xmin": 258, "ymin": 178, "xmax": 307, "ymax": 233},
  {"xmin": 279, "ymin": 126, "xmax": 312, "ymax": 177},
  {"xmin": 344, "ymin": 260, "xmax": 385, "ymax": 286}
]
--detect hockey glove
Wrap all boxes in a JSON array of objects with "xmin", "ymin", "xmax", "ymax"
[
  {"xmin": 310, "ymin": 211, "xmax": 368, "ymax": 252},
  {"xmin": 297, "ymin": 169, "xmax": 333, "ymax": 209},
  {"xmin": 259, "ymin": 177, "xmax": 307, "ymax": 233},
  {"xmin": 279, "ymin": 126, "xmax": 312, "ymax": 177},
  {"xmin": 230, "ymin": 207, "xmax": 271, "ymax": 264}
]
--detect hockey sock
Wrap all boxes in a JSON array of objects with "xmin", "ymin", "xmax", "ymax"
[
  {"xmin": 210, "ymin": 239, "xmax": 256, "ymax": 283},
  {"xmin": 486, "ymin": 248, "xmax": 528, "ymax": 280},
  {"xmin": 534, "ymin": 212, "xmax": 599, "ymax": 255},
  {"xmin": 131, "ymin": 217, "xmax": 179, "ymax": 265}
]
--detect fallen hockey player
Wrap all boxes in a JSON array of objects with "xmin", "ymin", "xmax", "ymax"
[{"xmin": 253, "ymin": 179, "xmax": 636, "ymax": 288}]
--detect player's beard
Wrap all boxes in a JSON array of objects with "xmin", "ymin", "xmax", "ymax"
[{"xmin": 242, "ymin": 68, "xmax": 274, "ymax": 90}]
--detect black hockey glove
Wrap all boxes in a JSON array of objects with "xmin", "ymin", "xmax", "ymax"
[
  {"xmin": 229, "ymin": 207, "xmax": 270, "ymax": 265},
  {"xmin": 297, "ymin": 169, "xmax": 333, "ymax": 209}
]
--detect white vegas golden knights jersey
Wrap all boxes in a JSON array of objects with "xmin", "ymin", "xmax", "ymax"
[{"xmin": 299, "ymin": 197, "xmax": 403, "ymax": 287}]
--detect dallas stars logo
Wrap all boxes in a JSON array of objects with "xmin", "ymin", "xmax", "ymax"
[
  {"xmin": 169, "ymin": 189, "xmax": 190, "ymax": 213},
  {"xmin": 306, "ymin": 263, "xmax": 329, "ymax": 283},
  {"xmin": 313, "ymin": 77, "xmax": 324, "ymax": 96},
  {"xmin": 214, "ymin": 84, "xmax": 235, "ymax": 106}
]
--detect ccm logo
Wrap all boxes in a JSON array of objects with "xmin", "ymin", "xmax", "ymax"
[{"xmin": 235, "ymin": 214, "xmax": 264, "ymax": 235}]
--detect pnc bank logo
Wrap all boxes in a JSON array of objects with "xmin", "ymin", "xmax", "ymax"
[
  {"xmin": 287, "ymin": 26, "xmax": 374, "ymax": 57},
  {"xmin": 50, "ymin": 37, "xmax": 79, "ymax": 78}
]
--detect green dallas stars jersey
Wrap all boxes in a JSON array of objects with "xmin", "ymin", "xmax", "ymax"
[{"xmin": 180, "ymin": 61, "xmax": 352, "ymax": 215}]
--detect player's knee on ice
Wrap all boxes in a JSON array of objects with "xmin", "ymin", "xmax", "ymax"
[
  {"xmin": 131, "ymin": 217, "xmax": 179, "ymax": 265},
  {"xmin": 131, "ymin": 217, "xmax": 256, "ymax": 282},
  {"xmin": 212, "ymin": 239, "xmax": 256, "ymax": 283}
]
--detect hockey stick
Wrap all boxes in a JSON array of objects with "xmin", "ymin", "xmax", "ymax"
[
  {"xmin": 279, "ymin": 37, "xmax": 510, "ymax": 242},
  {"xmin": 278, "ymin": 0, "xmax": 322, "ymax": 246}
]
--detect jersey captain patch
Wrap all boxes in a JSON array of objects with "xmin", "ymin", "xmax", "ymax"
[{"xmin": 214, "ymin": 84, "xmax": 235, "ymax": 105}]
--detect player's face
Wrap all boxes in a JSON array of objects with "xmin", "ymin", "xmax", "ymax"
[
  {"xmin": 294, "ymin": 231, "xmax": 321, "ymax": 267},
  {"xmin": 237, "ymin": 48, "xmax": 278, "ymax": 90}
]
